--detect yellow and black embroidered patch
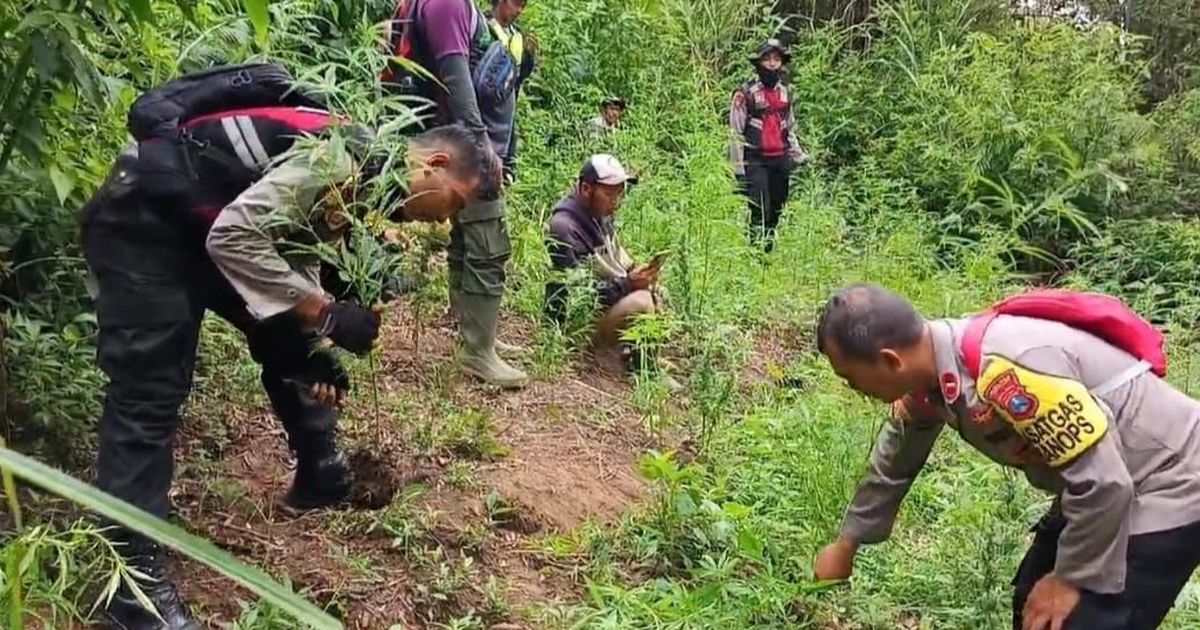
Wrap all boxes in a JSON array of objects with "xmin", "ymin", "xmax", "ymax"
[{"xmin": 977, "ymin": 354, "xmax": 1109, "ymax": 468}]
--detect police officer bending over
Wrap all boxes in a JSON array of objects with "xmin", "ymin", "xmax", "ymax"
[
  {"xmin": 80, "ymin": 66, "xmax": 493, "ymax": 630},
  {"xmin": 812, "ymin": 284, "xmax": 1200, "ymax": 630}
]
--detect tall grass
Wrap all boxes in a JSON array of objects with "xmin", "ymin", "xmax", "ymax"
[{"xmin": 5, "ymin": 0, "xmax": 1200, "ymax": 628}]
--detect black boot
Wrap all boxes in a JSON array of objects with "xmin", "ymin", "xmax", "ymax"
[
  {"xmin": 101, "ymin": 536, "xmax": 200, "ymax": 630},
  {"xmin": 284, "ymin": 436, "xmax": 352, "ymax": 510}
]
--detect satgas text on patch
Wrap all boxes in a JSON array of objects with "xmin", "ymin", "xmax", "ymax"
[
  {"xmin": 978, "ymin": 355, "xmax": 1110, "ymax": 468},
  {"xmin": 983, "ymin": 369, "xmax": 1039, "ymax": 421}
]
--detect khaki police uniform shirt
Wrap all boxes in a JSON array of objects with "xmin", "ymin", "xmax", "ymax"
[
  {"xmin": 840, "ymin": 315, "xmax": 1200, "ymax": 594},
  {"xmin": 205, "ymin": 139, "xmax": 354, "ymax": 320}
]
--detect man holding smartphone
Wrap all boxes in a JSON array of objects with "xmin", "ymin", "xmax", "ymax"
[{"xmin": 543, "ymin": 154, "xmax": 680, "ymax": 389}]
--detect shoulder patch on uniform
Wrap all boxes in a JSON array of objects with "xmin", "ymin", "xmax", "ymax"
[{"xmin": 977, "ymin": 354, "xmax": 1109, "ymax": 468}]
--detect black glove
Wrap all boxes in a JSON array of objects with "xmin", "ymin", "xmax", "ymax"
[
  {"xmin": 302, "ymin": 348, "xmax": 350, "ymax": 392},
  {"xmin": 282, "ymin": 347, "xmax": 351, "ymax": 397},
  {"xmin": 317, "ymin": 301, "xmax": 380, "ymax": 355}
]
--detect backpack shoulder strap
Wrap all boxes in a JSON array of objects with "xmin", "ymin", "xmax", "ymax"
[
  {"xmin": 468, "ymin": 1, "xmax": 482, "ymax": 41},
  {"xmin": 388, "ymin": 0, "xmax": 424, "ymax": 55},
  {"xmin": 961, "ymin": 311, "xmax": 999, "ymax": 379},
  {"xmin": 742, "ymin": 80, "xmax": 767, "ymax": 116}
]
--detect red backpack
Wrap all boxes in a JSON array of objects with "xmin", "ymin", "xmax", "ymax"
[
  {"xmin": 960, "ymin": 289, "xmax": 1168, "ymax": 379},
  {"xmin": 380, "ymin": 0, "xmax": 423, "ymax": 86}
]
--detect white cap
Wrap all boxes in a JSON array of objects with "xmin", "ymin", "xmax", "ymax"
[{"xmin": 579, "ymin": 153, "xmax": 639, "ymax": 186}]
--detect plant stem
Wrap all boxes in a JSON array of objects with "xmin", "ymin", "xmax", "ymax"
[
  {"xmin": 1, "ymin": 432, "xmax": 22, "ymax": 630},
  {"xmin": 0, "ymin": 437, "xmax": 21, "ymax": 532},
  {"xmin": 369, "ymin": 353, "xmax": 380, "ymax": 425},
  {"xmin": 5, "ymin": 538, "xmax": 23, "ymax": 630}
]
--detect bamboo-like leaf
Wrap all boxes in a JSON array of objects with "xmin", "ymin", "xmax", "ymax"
[
  {"xmin": 48, "ymin": 165, "xmax": 74, "ymax": 204},
  {"xmin": 0, "ymin": 447, "xmax": 343, "ymax": 630},
  {"xmin": 243, "ymin": 0, "xmax": 270, "ymax": 47},
  {"xmin": 129, "ymin": 0, "xmax": 154, "ymax": 25}
]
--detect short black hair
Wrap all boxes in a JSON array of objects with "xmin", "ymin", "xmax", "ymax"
[
  {"xmin": 410, "ymin": 123, "xmax": 499, "ymax": 198},
  {"xmin": 815, "ymin": 283, "xmax": 925, "ymax": 360}
]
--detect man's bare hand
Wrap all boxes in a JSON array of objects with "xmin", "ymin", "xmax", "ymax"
[
  {"xmin": 813, "ymin": 537, "xmax": 859, "ymax": 581},
  {"xmin": 628, "ymin": 264, "xmax": 660, "ymax": 291},
  {"xmin": 1023, "ymin": 575, "xmax": 1080, "ymax": 630},
  {"xmin": 310, "ymin": 382, "xmax": 347, "ymax": 408}
]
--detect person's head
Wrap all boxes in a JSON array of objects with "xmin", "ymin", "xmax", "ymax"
[
  {"xmin": 750, "ymin": 38, "xmax": 790, "ymax": 86},
  {"xmin": 759, "ymin": 49, "xmax": 784, "ymax": 71},
  {"xmin": 400, "ymin": 123, "xmax": 495, "ymax": 222},
  {"xmin": 600, "ymin": 97, "xmax": 626, "ymax": 126},
  {"xmin": 491, "ymin": 0, "xmax": 527, "ymax": 26},
  {"xmin": 576, "ymin": 154, "xmax": 638, "ymax": 218},
  {"xmin": 815, "ymin": 283, "xmax": 935, "ymax": 403}
]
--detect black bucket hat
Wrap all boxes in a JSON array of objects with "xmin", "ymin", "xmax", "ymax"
[
  {"xmin": 749, "ymin": 38, "xmax": 791, "ymax": 65},
  {"xmin": 600, "ymin": 96, "xmax": 627, "ymax": 110}
]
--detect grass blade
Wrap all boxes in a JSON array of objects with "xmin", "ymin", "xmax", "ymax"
[
  {"xmin": 0, "ymin": 446, "xmax": 342, "ymax": 630},
  {"xmin": 242, "ymin": 0, "xmax": 270, "ymax": 47}
]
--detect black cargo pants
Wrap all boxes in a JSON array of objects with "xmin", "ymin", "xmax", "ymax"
[
  {"xmin": 741, "ymin": 154, "xmax": 793, "ymax": 253},
  {"xmin": 80, "ymin": 170, "xmax": 337, "ymax": 521},
  {"xmin": 1012, "ymin": 508, "xmax": 1200, "ymax": 630}
]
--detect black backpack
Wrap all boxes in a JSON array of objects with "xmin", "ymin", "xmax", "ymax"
[{"xmin": 127, "ymin": 62, "xmax": 328, "ymax": 141}]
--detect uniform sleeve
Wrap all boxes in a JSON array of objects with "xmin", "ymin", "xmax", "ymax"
[
  {"xmin": 978, "ymin": 346, "xmax": 1133, "ymax": 594},
  {"xmin": 729, "ymin": 90, "xmax": 748, "ymax": 176},
  {"xmin": 206, "ymin": 143, "xmax": 353, "ymax": 320},
  {"xmin": 840, "ymin": 396, "xmax": 945, "ymax": 544}
]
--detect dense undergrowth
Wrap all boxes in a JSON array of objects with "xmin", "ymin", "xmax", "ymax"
[{"xmin": 5, "ymin": 0, "xmax": 1200, "ymax": 628}]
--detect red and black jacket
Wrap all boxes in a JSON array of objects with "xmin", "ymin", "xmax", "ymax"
[{"xmin": 737, "ymin": 79, "xmax": 794, "ymax": 158}]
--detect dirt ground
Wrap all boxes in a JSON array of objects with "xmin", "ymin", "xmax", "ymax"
[{"xmin": 164, "ymin": 303, "xmax": 665, "ymax": 629}]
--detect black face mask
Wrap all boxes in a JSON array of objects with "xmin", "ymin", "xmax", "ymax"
[{"xmin": 756, "ymin": 66, "xmax": 781, "ymax": 87}]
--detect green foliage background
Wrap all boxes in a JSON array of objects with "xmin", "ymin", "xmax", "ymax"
[{"xmin": 3, "ymin": 0, "xmax": 1200, "ymax": 627}]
